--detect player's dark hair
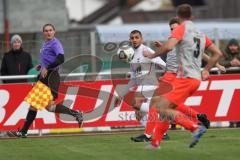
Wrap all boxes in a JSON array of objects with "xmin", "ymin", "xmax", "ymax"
[
  {"xmin": 177, "ymin": 4, "xmax": 192, "ymax": 19},
  {"xmin": 169, "ymin": 17, "xmax": 180, "ymax": 26},
  {"xmin": 42, "ymin": 24, "xmax": 55, "ymax": 32},
  {"xmin": 130, "ymin": 30, "xmax": 142, "ymax": 37}
]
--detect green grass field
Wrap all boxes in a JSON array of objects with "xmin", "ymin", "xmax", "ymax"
[{"xmin": 0, "ymin": 128, "xmax": 240, "ymax": 160}]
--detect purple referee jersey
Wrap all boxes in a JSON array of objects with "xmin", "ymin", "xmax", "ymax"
[{"xmin": 40, "ymin": 37, "xmax": 64, "ymax": 70}]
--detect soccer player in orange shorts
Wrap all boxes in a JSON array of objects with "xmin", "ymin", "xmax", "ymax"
[
  {"xmin": 132, "ymin": 18, "xmax": 202, "ymax": 142},
  {"xmin": 143, "ymin": 4, "xmax": 222, "ymax": 148},
  {"xmin": 133, "ymin": 17, "xmax": 226, "ymax": 144}
]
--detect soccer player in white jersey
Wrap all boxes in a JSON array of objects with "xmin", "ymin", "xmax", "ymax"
[
  {"xmin": 115, "ymin": 30, "xmax": 166, "ymax": 142},
  {"xmin": 127, "ymin": 26, "xmax": 224, "ymax": 143},
  {"xmin": 143, "ymin": 4, "xmax": 222, "ymax": 148}
]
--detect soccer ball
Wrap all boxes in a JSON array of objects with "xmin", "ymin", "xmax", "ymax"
[{"xmin": 117, "ymin": 46, "xmax": 134, "ymax": 63}]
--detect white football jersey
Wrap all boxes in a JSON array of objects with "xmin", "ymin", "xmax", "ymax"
[
  {"xmin": 130, "ymin": 44, "xmax": 166, "ymax": 79},
  {"xmin": 119, "ymin": 44, "xmax": 166, "ymax": 98}
]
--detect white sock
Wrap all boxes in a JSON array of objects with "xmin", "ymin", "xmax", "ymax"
[
  {"xmin": 140, "ymin": 114, "xmax": 148, "ymax": 127},
  {"xmin": 140, "ymin": 102, "xmax": 150, "ymax": 113},
  {"xmin": 145, "ymin": 133, "xmax": 151, "ymax": 138}
]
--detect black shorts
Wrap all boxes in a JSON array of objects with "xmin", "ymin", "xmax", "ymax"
[{"xmin": 38, "ymin": 70, "xmax": 60, "ymax": 100}]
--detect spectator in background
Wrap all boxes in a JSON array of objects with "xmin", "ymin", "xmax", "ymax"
[
  {"xmin": 0, "ymin": 34, "xmax": 33, "ymax": 83},
  {"xmin": 219, "ymin": 39, "xmax": 240, "ymax": 68},
  {"xmin": 0, "ymin": 35, "xmax": 33, "ymax": 138},
  {"xmin": 219, "ymin": 38, "xmax": 240, "ymax": 128}
]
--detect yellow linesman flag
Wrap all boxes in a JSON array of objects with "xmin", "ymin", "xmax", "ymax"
[{"xmin": 24, "ymin": 81, "xmax": 53, "ymax": 110}]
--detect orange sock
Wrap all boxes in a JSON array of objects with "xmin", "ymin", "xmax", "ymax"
[
  {"xmin": 145, "ymin": 107, "xmax": 158, "ymax": 136},
  {"xmin": 174, "ymin": 112, "xmax": 198, "ymax": 132},
  {"xmin": 176, "ymin": 104, "xmax": 198, "ymax": 120},
  {"xmin": 151, "ymin": 121, "xmax": 169, "ymax": 146}
]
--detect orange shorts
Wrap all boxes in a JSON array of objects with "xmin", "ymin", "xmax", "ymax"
[
  {"xmin": 155, "ymin": 72, "xmax": 176, "ymax": 96},
  {"xmin": 163, "ymin": 77, "xmax": 200, "ymax": 106},
  {"xmin": 161, "ymin": 72, "xmax": 177, "ymax": 83}
]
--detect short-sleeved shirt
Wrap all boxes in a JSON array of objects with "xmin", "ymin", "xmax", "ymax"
[
  {"xmin": 40, "ymin": 37, "xmax": 64, "ymax": 70},
  {"xmin": 170, "ymin": 20, "xmax": 212, "ymax": 80},
  {"xmin": 130, "ymin": 44, "xmax": 166, "ymax": 79},
  {"xmin": 118, "ymin": 44, "xmax": 166, "ymax": 98}
]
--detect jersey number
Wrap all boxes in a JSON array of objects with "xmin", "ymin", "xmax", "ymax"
[{"xmin": 193, "ymin": 37, "xmax": 201, "ymax": 58}]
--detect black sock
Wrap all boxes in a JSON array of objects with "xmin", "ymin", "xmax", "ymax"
[
  {"xmin": 21, "ymin": 109, "xmax": 37, "ymax": 134},
  {"xmin": 55, "ymin": 104, "xmax": 78, "ymax": 116}
]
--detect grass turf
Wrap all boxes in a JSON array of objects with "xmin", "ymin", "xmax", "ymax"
[{"xmin": 0, "ymin": 128, "xmax": 240, "ymax": 160}]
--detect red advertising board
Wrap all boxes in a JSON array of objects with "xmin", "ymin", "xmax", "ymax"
[{"xmin": 0, "ymin": 74, "xmax": 240, "ymax": 131}]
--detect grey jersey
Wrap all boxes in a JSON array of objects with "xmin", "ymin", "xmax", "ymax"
[
  {"xmin": 166, "ymin": 48, "xmax": 178, "ymax": 73},
  {"xmin": 173, "ymin": 21, "xmax": 208, "ymax": 80}
]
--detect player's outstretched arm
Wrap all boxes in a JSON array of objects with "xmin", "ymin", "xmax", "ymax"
[{"xmin": 143, "ymin": 38, "xmax": 179, "ymax": 59}]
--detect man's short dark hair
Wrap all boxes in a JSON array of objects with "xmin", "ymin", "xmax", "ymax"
[
  {"xmin": 130, "ymin": 30, "xmax": 142, "ymax": 37},
  {"xmin": 177, "ymin": 4, "xmax": 192, "ymax": 19},
  {"xmin": 169, "ymin": 17, "xmax": 180, "ymax": 26}
]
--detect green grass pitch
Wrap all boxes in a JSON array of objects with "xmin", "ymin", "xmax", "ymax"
[{"xmin": 0, "ymin": 128, "xmax": 240, "ymax": 160}]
